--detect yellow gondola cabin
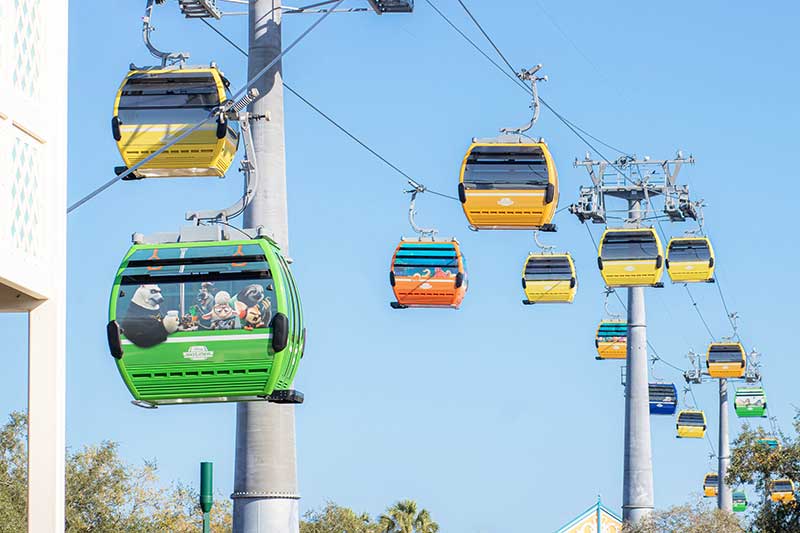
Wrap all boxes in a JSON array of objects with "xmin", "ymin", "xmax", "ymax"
[
  {"xmin": 706, "ymin": 342, "xmax": 746, "ymax": 379},
  {"xmin": 703, "ymin": 473, "xmax": 719, "ymax": 498},
  {"xmin": 595, "ymin": 321, "xmax": 627, "ymax": 360},
  {"xmin": 112, "ymin": 66, "xmax": 239, "ymax": 178},
  {"xmin": 597, "ymin": 228, "xmax": 664, "ymax": 288},
  {"xmin": 770, "ymin": 479, "xmax": 796, "ymax": 503},
  {"xmin": 458, "ymin": 140, "xmax": 558, "ymax": 230},
  {"xmin": 521, "ymin": 253, "xmax": 576, "ymax": 304},
  {"xmin": 676, "ymin": 410, "xmax": 706, "ymax": 439},
  {"xmin": 666, "ymin": 237, "xmax": 715, "ymax": 283}
]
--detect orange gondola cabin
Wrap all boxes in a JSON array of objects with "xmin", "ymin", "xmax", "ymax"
[{"xmin": 389, "ymin": 238, "xmax": 467, "ymax": 309}]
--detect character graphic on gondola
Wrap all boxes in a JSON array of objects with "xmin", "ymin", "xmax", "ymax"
[
  {"xmin": 119, "ymin": 284, "xmax": 180, "ymax": 348},
  {"xmin": 190, "ymin": 282, "xmax": 216, "ymax": 329},
  {"xmin": 206, "ymin": 291, "xmax": 240, "ymax": 330},
  {"xmin": 232, "ymin": 284, "xmax": 272, "ymax": 329}
]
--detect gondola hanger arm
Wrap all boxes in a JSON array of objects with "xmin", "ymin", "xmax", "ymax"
[
  {"xmin": 500, "ymin": 64, "xmax": 547, "ymax": 136},
  {"xmin": 142, "ymin": 0, "xmax": 190, "ymax": 67},
  {"xmin": 186, "ymin": 90, "xmax": 262, "ymax": 224},
  {"xmin": 602, "ymin": 288, "xmax": 622, "ymax": 321},
  {"xmin": 532, "ymin": 230, "xmax": 555, "ymax": 253},
  {"xmin": 405, "ymin": 181, "xmax": 437, "ymax": 239}
]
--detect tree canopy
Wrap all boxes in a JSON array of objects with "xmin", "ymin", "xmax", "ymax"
[
  {"xmin": 726, "ymin": 412, "xmax": 800, "ymax": 532},
  {"xmin": 0, "ymin": 411, "xmax": 232, "ymax": 532},
  {"xmin": 621, "ymin": 499, "xmax": 744, "ymax": 533},
  {"xmin": 301, "ymin": 500, "xmax": 439, "ymax": 533}
]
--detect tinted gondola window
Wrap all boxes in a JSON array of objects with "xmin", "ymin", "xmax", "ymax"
[
  {"xmin": 709, "ymin": 345, "xmax": 744, "ymax": 363},
  {"xmin": 705, "ymin": 475, "xmax": 719, "ymax": 486},
  {"xmin": 598, "ymin": 322, "xmax": 627, "ymax": 339},
  {"xmin": 679, "ymin": 412, "xmax": 705, "ymax": 426},
  {"xmin": 463, "ymin": 145, "xmax": 549, "ymax": 190},
  {"xmin": 773, "ymin": 481, "xmax": 793, "ymax": 492},
  {"xmin": 524, "ymin": 257, "xmax": 573, "ymax": 281},
  {"xmin": 601, "ymin": 231, "xmax": 659, "ymax": 260},
  {"xmin": 649, "ymin": 384, "xmax": 676, "ymax": 402},
  {"xmin": 669, "ymin": 240, "xmax": 711, "ymax": 261},
  {"xmin": 118, "ymin": 74, "xmax": 221, "ymax": 125},
  {"xmin": 116, "ymin": 245, "xmax": 275, "ymax": 347},
  {"xmin": 393, "ymin": 244, "xmax": 459, "ymax": 279},
  {"xmin": 735, "ymin": 389, "xmax": 766, "ymax": 407}
]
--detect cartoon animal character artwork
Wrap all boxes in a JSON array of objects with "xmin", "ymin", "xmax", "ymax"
[
  {"xmin": 190, "ymin": 282, "xmax": 216, "ymax": 329},
  {"xmin": 410, "ymin": 268, "xmax": 431, "ymax": 280},
  {"xmin": 231, "ymin": 284, "xmax": 272, "ymax": 330},
  {"xmin": 119, "ymin": 284, "xmax": 180, "ymax": 348},
  {"xmin": 243, "ymin": 298, "xmax": 272, "ymax": 330},
  {"xmin": 178, "ymin": 313, "xmax": 198, "ymax": 332},
  {"xmin": 206, "ymin": 291, "xmax": 240, "ymax": 330},
  {"xmin": 232, "ymin": 284, "xmax": 266, "ymax": 313},
  {"xmin": 432, "ymin": 267, "xmax": 456, "ymax": 279}
]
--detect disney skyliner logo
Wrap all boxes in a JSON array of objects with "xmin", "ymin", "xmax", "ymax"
[{"xmin": 184, "ymin": 346, "xmax": 215, "ymax": 361}]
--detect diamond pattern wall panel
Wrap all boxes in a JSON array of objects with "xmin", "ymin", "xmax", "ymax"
[
  {"xmin": 10, "ymin": 136, "xmax": 42, "ymax": 256},
  {"xmin": 13, "ymin": 0, "xmax": 42, "ymax": 99}
]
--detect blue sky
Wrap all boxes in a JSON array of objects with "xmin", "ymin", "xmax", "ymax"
[{"xmin": 1, "ymin": 1, "xmax": 798, "ymax": 531}]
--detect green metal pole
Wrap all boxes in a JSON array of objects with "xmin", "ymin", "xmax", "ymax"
[{"xmin": 200, "ymin": 462, "xmax": 213, "ymax": 533}]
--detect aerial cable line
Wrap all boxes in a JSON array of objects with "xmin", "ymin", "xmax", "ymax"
[
  {"xmin": 422, "ymin": 0, "xmax": 529, "ymax": 92},
  {"xmin": 455, "ymin": 0, "xmax": 517, "ymax": 74},
  {"xmin": 583, "ymin": 224, "xmax": 688, "ymax": 375},
  {"xmin": 425, "ymin": 0, "xmax": 634, "ymax": 184},
  {"xmin": 283, "ymin": 84, "xmax": 458, "ymax": 201},
  {"xmin": 200, "ymin": 17, "xmax": 459, "ymax": 201},
  {"xmin": 450, "ymin": 0, "xmax": 632, "ymax": 158},
  {"xmin": 684, "ymin": 284, "xmax": 716, "ymax": 342},
  {"xmin": 688, "ymin": 384, "xmax": 718, "ymax": 457},
  {"xmin": 67, "ymin": 0, "xmax": 345, "ymax": 213},
  {"xmin": 645, "ymin": 193, "xmax": 727, "ymax": 347}
]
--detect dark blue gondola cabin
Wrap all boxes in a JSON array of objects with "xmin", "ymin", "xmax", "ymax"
[{"xmin": 649, "ymin": 383, "xmax": 677, "ymax": 415}]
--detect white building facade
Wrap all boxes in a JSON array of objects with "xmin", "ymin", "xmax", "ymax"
[{"xmin": 0, "ymin": 0, "xmax": 68, "ymax": 530}]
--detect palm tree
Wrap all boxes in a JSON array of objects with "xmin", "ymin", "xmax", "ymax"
[
  {"xmin": 413, "ymin": 508, "xmax": 439, "ymax": 533},
  {"xmin": 379, "ymin": 500, "xmax": 439, "ymax": 533}
]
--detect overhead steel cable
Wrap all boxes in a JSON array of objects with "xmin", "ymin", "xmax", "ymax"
[
  {"xmin": 458, "ymin": 0, "xmax": 769, "ymax": 458},
  {"xmin": 583, "ymin": 224, "xmax": 688, "ymax": 375},
  {"xmin": 645, "ymin": 193, "xmax": 724, "ymax": 347},
  {"xmin": 281, "ymin": 84, "xmax": 458, "ymax": 201},
  {"xmin": 688, "ymin": 384, "xmax": 718, "ymax": 457},
  {"xmin": 455, "ymin": 0, "xmax": 517, "ymax": 75},
  {"xmin": 684, "ymin": 284, "xmax": 716, "ymax": 342},
  {"xmin": 425, "ymin": 0, "xmax": 635, "ymax": 183},
  {"xmin": 201, "ymin": 17, "xmax": 459, "ymax": 202},
  {"xmin": 451, "ymin": 0, "xmax": 632, "ymax": 157},
  {"xmin": 422, "ymin": 0, "xmax": 529, "ymax": 93},
  {"xmin": 201, "ymin": 17, "xmax": 247, "ymax": 55},
  {"xmin": 67, "ymin": 0, "xmax": 345, "ymax": 213}
]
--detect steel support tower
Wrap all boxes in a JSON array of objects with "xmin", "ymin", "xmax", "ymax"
[
  {"xmin": 718, "ymin": 378, "xmax": 732, "ymax": 512},
  {"xmin": 572, "ymin": 153, "xmax": 697, "ymax": 525},
  {"xmin": 233, "ymin": 1, "xmax": 299, "ymax": 531},
  {"xmin": 684, "ymin": 347, "xmax": 761, "ymax": 513}
]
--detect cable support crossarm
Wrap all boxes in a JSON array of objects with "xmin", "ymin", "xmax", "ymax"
[
  {"xmin": 200, "ymin": 15, "xmax": 458, "ymax": 202},
  {"xmin": 67, "ymin": 0, "xmax": 345, "ymax": 214}
]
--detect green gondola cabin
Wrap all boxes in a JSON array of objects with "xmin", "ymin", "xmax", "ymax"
[
  {"xmin": 734, "ymin": 387, "xmax": 767, "ymax": 418},
  {"xmin": 107, "ymin": 239, "xmax": 304, "ymax": 406}
]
